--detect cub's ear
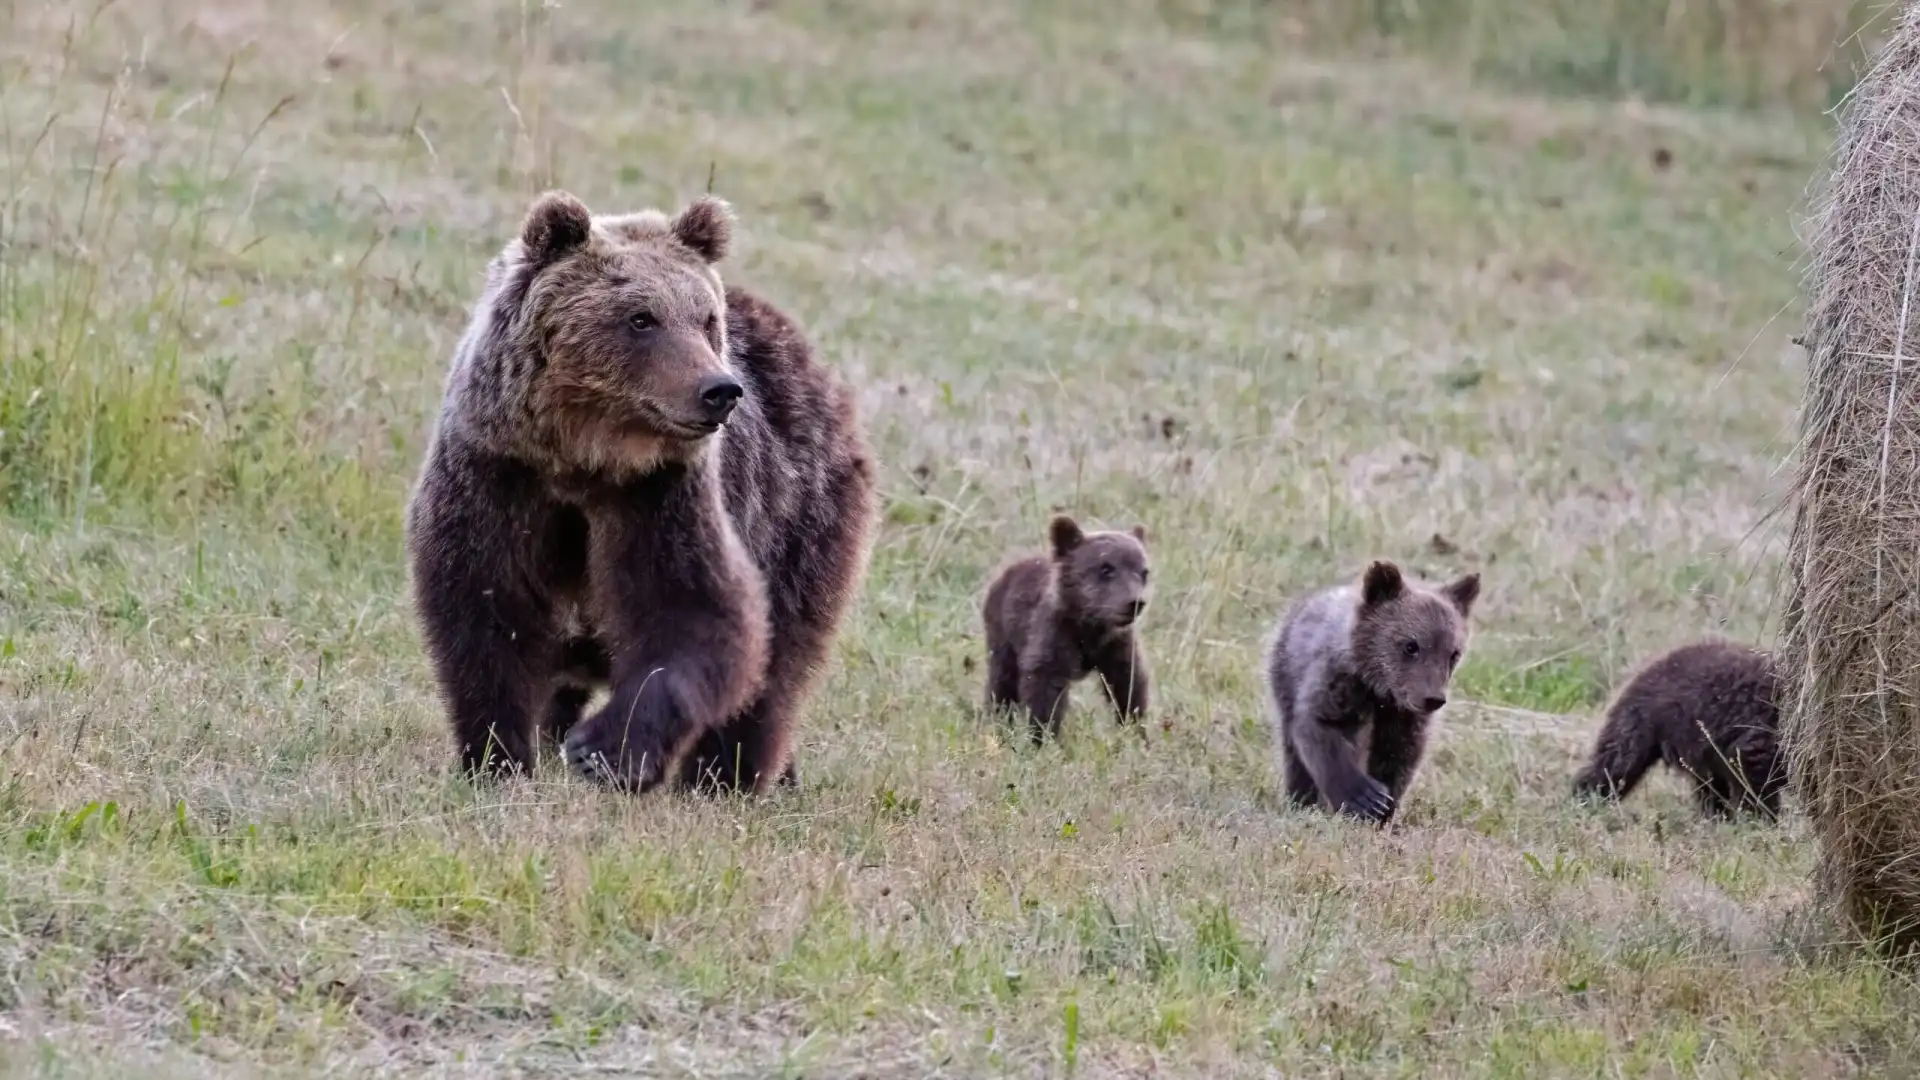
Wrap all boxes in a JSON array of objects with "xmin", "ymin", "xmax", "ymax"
[
  {"xmin": 520, "ymin": 191, "xmax": 593, "ymax": 266},
  {"xmin": 1443, "ymin": 572, "xmax": 1481, "ymax": 617},
  {"xmin": 1130, "ymin": 525, "xmax": 1148, "ymax": 545},
  {"xmin": 1049, "ymin": 515, "xmax": 1085, "ymax": 558},
  {"xmin": 671, "ymin": 196, "xmax": 734, "ymax": 263},
  {"xmin": 1360, "ymin": 560, "xmax": 1405, "ymax": 608}
]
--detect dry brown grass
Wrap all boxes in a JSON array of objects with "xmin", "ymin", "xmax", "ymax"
[{"xmin": 1783, "ymin": 0, "xmax": 1920, "ymax": 958}]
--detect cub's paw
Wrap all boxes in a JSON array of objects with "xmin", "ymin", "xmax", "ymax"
[{"xmin": 1332, "ymin": 775, "xmax": 1395, "ymax": 825}]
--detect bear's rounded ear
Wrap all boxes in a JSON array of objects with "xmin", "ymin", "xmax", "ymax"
[
  {"xmin": 1130, "ymin": 525, "xmax": 1148, "ymax": 545},
  {"xmin": 672, "ymin": 196, "xmax": 734, "ymax": 264},
  {"xmin": 1049, "ymin": 515, "xmax": 1085, "ymax": 558},
  {"xmin": 1443, "ymin": 572, "xmax": 1481, "ymax": 617},
  {"xmin": 1360, "ymin": 560, "xmax": 1404, "ymax": 608},
  {"xmin": 520, "ymin": 191, "xmax": 593, "ymax": 266}
]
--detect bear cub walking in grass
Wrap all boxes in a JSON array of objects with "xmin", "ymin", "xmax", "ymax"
[
  {"xmin": 983, "ymin": 515, "xmax": 1152, "ymax": 742},
  {"xmin": 1572, "ymin": 641, "xmax": 1783, "ymax": 819},
  {"xmin": 1266, "ymin": 560, "xmax": 1480, "ymax": 824},
  {"xmin": 406, "ymin": 190, "xmax": 875, "ymax": 794}
]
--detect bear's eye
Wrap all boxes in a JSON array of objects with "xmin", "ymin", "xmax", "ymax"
[
  {"xmin": 1449, "ymin": 650, "xmax": 1461, "ymax": 669},
  {"xmin": 1099, "ymin": 564, "xmax": 1116, "ymax": 580},
  {"xmin": 1402, "ymin": 640, "xmax": 1421, "ymax": 658},
  {"xmin": 629, "ymin": 311, "xmax": 658, "ymax": 332},
  {"xmin": 1139, "ymin": 568, "xmax": 1150, "ymax": 582}
]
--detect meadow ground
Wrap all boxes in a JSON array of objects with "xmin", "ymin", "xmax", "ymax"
[{"xmin": 0, "ymin": 0, "xmax": 1910, "ymax": 1076}]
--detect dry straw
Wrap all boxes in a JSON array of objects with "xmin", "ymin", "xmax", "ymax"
[{"xmin": 1785, "ymin": 0, "xmax": 1920, "ymax": 956}]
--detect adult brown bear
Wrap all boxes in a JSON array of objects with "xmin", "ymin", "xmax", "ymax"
[{"xmin": 406, "ymin": 191, "xmax": 875, "ymax": 794}]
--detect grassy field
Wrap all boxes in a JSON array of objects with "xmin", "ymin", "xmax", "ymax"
[{"xmin": 0, "ymin": 0, "xmax": 1908, "ymax": 1076}]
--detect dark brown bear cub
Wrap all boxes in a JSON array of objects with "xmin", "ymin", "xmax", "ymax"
[
  {"xmin": 1572, "ymin": 641, "xmax": 1783, "ymax": 819},
  {"xmin": 405, "ymin": 190, "xmax": 876, "ymax": 794},
  {"xmin": 1266, "ymin": 560, "xmax": 1480, "ymax": 824},
  {"xmin": 982, "ymin": 515, "xmax": 1152, "ymax": 742}
]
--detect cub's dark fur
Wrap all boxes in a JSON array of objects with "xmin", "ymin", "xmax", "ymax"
[
  {"xmin": 1573, "ymin": 640, "xmax": 1783, "ymax": 819},
  {"xmin": 1265, "ymin": 560, "xmax": 1480, "ymax": 824},
  {"xmin": 406, "ymin": 191, "xmax": 875, "ymax": 794},
  {"xmin": 982, "ymin": 515, "xmax": 1152, "ymax": 742}
]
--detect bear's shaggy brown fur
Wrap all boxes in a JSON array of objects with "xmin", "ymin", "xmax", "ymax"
[
  {"xmin": 1265, "ymin": 560, "xmax": 1480, "ymax": 824},
  {"xmin": 982, "ymin": 515, "xmax": 1152, "ymax": 742},
  {"xmin": 405, "ymin": 191, "xmax": 875, "ymax": 794},
  {"xmin": 1573, "ymin": 640, "xmax": 1784, "ymax": 819}
]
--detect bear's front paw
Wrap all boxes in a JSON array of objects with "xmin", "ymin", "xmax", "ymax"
[
  {"xmin": 562, "ymin": 716, "xmax": 668, "ymax": 792},
  {"xmin": 561, "ymin": 673, "xmax": 682, "ymax": 793},
  {"xmin": 1331, "ymin": 775, "xmax": 1395, "ymax": 825}
]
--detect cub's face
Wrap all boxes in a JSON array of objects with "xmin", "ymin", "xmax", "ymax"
[
  {"xmin": 1350, "ymin": 561, "xmax": 1480, "ymax": 716},
  {"xmin": 509, "ymin": 192, "xmax": 742, "ymax": 473},
  {"xmin": 1049, "ymin": 516, "xmax": 1151, "ymax": 631}
]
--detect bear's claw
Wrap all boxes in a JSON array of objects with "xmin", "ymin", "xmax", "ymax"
[{"xmin": 562, "ymin": 725, "xmax": 664, "ymax": 792}]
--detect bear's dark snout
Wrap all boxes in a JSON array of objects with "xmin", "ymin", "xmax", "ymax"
[
  {"xmin": 1421, "ymin": 694, "xmax": 1447, "ymax": 713},
  {"xmin": 698, "ymin": 374, "xmax": 744, "ymax": 424}
]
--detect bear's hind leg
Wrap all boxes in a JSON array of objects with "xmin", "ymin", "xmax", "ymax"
[
  {"xmin": 1019, "ymin": 668, "xmax": 1073, "ymax": 744},
  {"xmin": 680, "ymin": 725, "xmax": 743, "ymax": 793},
  {"xmin": 1688, "ymin": 729, "xmax": 1762, "ymax": 820},
  {"xmin": 680, "ymin": 696, "xmax": 795, "ymax": 795},
  {"xmin": 1730, "ymin": 731, "xmax": 1786, "ymax": 819},
  {"xmin": 687, "ymin": 725, "xmax": 799, "ymax": 790},
  {"xmin": 1748, "ymin": 749, "xmax": 1786, "ymax": 820},
  {"xmin": 681, "ymin": 600, "xmax": 835, "ymax": 795},
  {"xmin": 545, "ymin": 686, "xmax": 592, "ymax": 747},
  {"xmin": 544, "ymin": 638, "xmax": 610, "ymax": 747},
  {"xmin": 1690, "ymin": 773, "xmax": 1737, "ymax": 819}
]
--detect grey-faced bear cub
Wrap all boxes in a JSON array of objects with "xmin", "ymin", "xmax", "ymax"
[
  {"xmin": 1265, "ymin": 560, "xmax": 1480, "ymax": 824},
  {"xmin": 982, "ymin": 515, "xmax": 1152, "ymax": 742},
  {"xmin": 1572, "ymin": 640, "xmax": 1783, "ymax": 819}
]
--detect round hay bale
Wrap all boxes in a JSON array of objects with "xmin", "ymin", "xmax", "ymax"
[{"xmin": 1785, "ymin": 0, "xmax": 1920, "ymax": 955}]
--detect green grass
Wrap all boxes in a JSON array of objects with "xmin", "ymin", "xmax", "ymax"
[
  {"xmin": 0, "ymin": 0, "xmax": 1909, "ymax": 1075},
  {"xmin": 1285, "ymin": 0, "xmax": 1886, "ymax": 110}
]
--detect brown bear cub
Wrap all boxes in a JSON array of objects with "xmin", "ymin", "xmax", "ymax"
[
  {"xmin": 1572, "ymin": 641, "xmax": 1783, "ymax": 819},
  {"xmin": 1265, "ymin": 561, "xmax": 1480, "ymax": 824},
  {"xmin": 405, "ymin": 190, "xmax": 876, "ymax": 794},
  {"xmin": 982, "ymin": 515, "xmax": 1152, "ymax": 742}
]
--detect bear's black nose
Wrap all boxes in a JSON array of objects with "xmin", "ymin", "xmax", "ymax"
[
  {"xmin": 698, "ymin": 375, "xmax": 744, "ymax": 423},
  {"xmin": 1128, "ymin": 599, "xmax": 1149, "ymax": 618},
  {"xmin": 1422, "ymin": 695, "xmax": 1447, "ymax": 713}
]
